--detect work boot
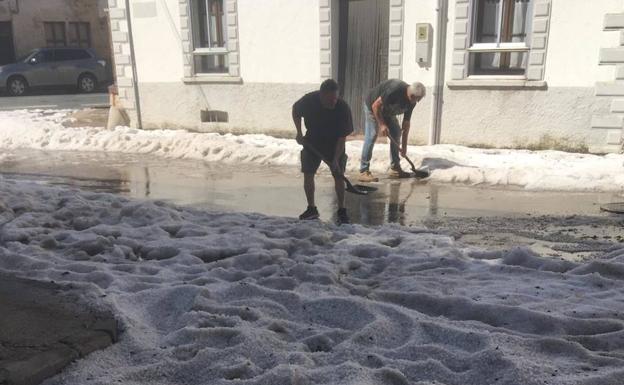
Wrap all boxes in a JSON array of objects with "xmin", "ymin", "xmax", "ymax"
[
  {"xmin": 389, "ymin": 166, "xmax": 411, "ymax": 179},
  {"xmin": 336, "ymin": 208, "xmax": 350, "ymax": 225},
  {"xmin": 358, "ymin": 170, "xmax": 379, "ymax": 182},
  {"xmin": 299, "ymin": 206, "xmax": 320, "ymax": 220}
]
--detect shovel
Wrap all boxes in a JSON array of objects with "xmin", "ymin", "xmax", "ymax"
[
  {"xmin": 302, "ymin": 141, "xmax": 377, "ymax": 195},
  {"xmin": 387, "ymin": 135, "xmax": 430, "ymax": 179}
]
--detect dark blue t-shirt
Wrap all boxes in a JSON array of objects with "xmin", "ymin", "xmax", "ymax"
[{"xmin": 293, "ymin": 91, "xmax": 354, "ymax": 159}]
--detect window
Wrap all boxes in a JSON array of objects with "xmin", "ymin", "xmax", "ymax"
[
  {"xmin": 44, "ymin": 22, "xmax": 66, "ymax": 47},
  {"xmin": 190, "ymin": 0, "xmax": 228, "ymax": 74},
  {"xmin": 68, "ymin": 22, "xmax": 91, "ymax": 48},
  {"xmin": 32, "ymin": 50, "xmax": 55, "ymax": 63},
  {"xmin": 469, "ymin": 0, "xmax": 532, "ymax": 76},
  {"xmin": 54, "ymin": 48, "xmax": 91, "ymax": 61}
]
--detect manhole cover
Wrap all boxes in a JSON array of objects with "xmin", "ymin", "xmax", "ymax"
[{"xmin": 600, "ymin": 202, "xmax": 624, "ymax": 214}]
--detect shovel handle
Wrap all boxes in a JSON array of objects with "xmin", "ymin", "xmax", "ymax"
[
  {"xmin": 301, "ymin": 141, "xmax": 339, "ymax": 174},
  {"xmin": 386, "ymin": 135, "xmax": 418, "ymax": 173},
  {"xmin": 301, "ymin": 141, "xmax": 368, "ymax": 195}
]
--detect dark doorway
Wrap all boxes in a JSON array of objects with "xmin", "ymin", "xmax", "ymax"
[
  {"xmin": 338, "ymin": 0, "xmax": 389, "ymax": 133},
  {"xmin": 0, "ymin": 22, "xmax": 16, "ymax": 65}
]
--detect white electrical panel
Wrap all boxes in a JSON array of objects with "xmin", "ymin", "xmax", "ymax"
[{"xmin": 415, "ymin": 23, "xmax": 433, "ymax": 67}]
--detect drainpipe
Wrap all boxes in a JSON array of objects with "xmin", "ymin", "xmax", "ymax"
[
  {"xmin": 429, "ymin": 0, "xmax": 448, "ymax": 145},
  {"xmin": 124, "ymin": 0, "xmax": 143, "ymax": 129}
]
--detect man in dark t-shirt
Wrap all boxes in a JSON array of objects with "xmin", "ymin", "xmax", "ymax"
[
  {"xmin": 292, "ymin": 79, "xmax": 354, "ymax": 224},
  {"xmin": 359, "ymin": 79, "xmax": 426, "ymax": 182}
]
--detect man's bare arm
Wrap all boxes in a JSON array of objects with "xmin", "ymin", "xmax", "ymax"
[
  {"xmin": 371, "ymin": 97, "xmax": 389, "ymax": 135},
  {"xmin": 292, "ymin": 104, "xmax": 304, "ymax": 144}
]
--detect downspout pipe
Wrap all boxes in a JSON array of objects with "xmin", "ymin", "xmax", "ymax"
[
  {"xmin": 429, "ymin": 0, "xmax": 448, "ymax": 145},
  {"xmin": 124, "ymin": 0, "xmax": 143, "ymax": 129}
]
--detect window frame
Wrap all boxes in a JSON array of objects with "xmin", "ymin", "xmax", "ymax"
[
  {"xmin": 68, "ymin": 22, "xmax": 91, "ymax": 48},
  {"xmin": 44, "ymin": 22, "xmax": 67, "ymax": 48},
  {"xmin": 33, "ymin": 49, "xmax": 55, "ymax": 64},
  {"xmin": 190, "ymin": 0, "xmax": 229, "ymax": 75},
  {"xmin": 54, "ymin": 48, "xmax": 92, "ymax": 61},
  {"xmin": 467, "ymin": 0, "xmax": 533, "ymax": 78}
]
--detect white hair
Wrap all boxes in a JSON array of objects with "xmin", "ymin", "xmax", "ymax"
[{"xmin": 409, "ymin": 82, "xmax": 426, "ymax": 98}]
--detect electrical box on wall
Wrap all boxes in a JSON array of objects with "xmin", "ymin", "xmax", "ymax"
[{"xmin": 415, "ymin": 23, "xmax": 433, "ymax": 68}]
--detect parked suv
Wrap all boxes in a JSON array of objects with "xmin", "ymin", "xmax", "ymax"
[{"xmin": 0, "ymin": 47, "xmax": 109, "ymax": 96}]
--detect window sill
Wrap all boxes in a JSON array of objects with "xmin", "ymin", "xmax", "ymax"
[
  {"xmin": 468, "ymin": 45, "xmax": 530, "ymax": 53},
  {"xmin": 447, "ymin": 79, "xmax": 548, "ymax": 90},
  {"xmin": 183, "ymin": 76, "xmax": 243, "ymax": 85}
]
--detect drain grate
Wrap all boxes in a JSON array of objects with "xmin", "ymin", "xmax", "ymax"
[
  {"xmin": 600, "ymin": 202, "xmax": 624, "ymax": 214},
  {"xmin": 201, "ymin": 110, "xmax": 228, "ymax": 123}
]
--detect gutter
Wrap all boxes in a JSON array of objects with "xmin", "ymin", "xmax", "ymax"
[
  {"xmin": 429, "ymin": 0, "xmax": 448, "ymax": 145},
  {"xmin": 124, "ymin": 0, "xmax": 143, "ymax": 129}
]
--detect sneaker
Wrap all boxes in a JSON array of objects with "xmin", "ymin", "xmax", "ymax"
[
  {"xmin": 336, "ymin": 208, "xmax": 350, "ymax": 225},
  {"xmin": 389, "ymin": 166, "xmax": 411, "ymax": 179},
  {"xmin": 358, "ymin": 170, "xmax": 379, "ymax": 182},
  {"xmin": 299, "ymin": 206, "xmax": 319, "ymax": 220}
]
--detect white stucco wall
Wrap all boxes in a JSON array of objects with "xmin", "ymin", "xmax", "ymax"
[
  {"xmin": 545, "ymin": 0, "xmax": 622, "ymax": 87},
  {"xmin": 130, "ymin": 0, "xmax": 184, "ymax": 83},
  {"xmin": 402, "ymin": 0, "xmax": 437, "ymax": 86},
  {"xmin": 399, "ymin": 0, "xmax": 623, "ymax": 150},
  {"xmin": 130, "ymin": 0, "xmax": 321, "ymax": 84},
  {"xmin": 237, "ymin": 0, "xmax": 320, "ymax": 83},
  {"xmin": 121, "ymin": 0, "xmax": 621, "ymax": 151},
  {"xmin": 402, "ymin": 0, "xmax": 622, "ymax": 87}
]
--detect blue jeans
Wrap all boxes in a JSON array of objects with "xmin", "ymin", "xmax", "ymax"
[{"xmin": 359, "ymin": 103, "xmax": 401, "ymax": 172}]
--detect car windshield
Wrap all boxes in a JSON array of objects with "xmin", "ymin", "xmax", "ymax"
[{"xmin": 16, "ymin": 50, "xmax": 37, "ymax": 63}]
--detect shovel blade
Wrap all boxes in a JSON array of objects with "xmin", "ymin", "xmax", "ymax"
[
  {"xmin": 353, "ymin": 184, "xmax": 378, "ymax": 192},
  {"xmin": 346, "ymin": 184, "xmax": 369, "ymax": 195},
  {"xmin": 412, "ymin": 168, "xmax": 431, "ymax": 179}
]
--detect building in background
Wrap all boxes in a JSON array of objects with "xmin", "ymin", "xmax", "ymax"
[
  {"xmin": 108, "ymin": 0, "xmax": 624, "ymax": 154},
  {"xmin": 0, "ymin": 0, "xmax": 112, "ymax": 65}
]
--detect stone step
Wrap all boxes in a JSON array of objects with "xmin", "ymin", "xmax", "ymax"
[
  {"xmin": 589, "ymin": 143, "xmax": 623, "ymax": 154},
  {"xmin": 599, "ymin": 48, "xmax": 624, "ymax": 64},
  {"xmin": 595, "ymin": 82, "xmax": 624, "ymax": 96},
  {"xmin": 588, "ymin": 128, "xmax": 623, "ymax": 154},
  {"xmin": 591, "ymin": 115, "xmax": 623, "ymax": 129},
  {"xmin": 612, "ymin": 100, "xmax": 624, "ymax": 113},
  {"xmin": 617, "ymin": 66, "xmax": 624, "ymax": 79},
  {"xmin": 605, "ymin": 13, "xmax": 624, "ymax": 30}
]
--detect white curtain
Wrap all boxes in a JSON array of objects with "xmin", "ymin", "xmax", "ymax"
[
  {"xmin": 509, "ymin": 0, "xmax": 531, "ymax": 70},
  {"xmin": 511, "ymin": 0, "xmax": 531, "ymax": 43}
]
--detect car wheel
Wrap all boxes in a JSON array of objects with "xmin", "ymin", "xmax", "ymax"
[
  {"xmin": 7, "ymin": 76, "xmax": 28, "ymax": 96},
  {"xmin": 78, "ymin": 74, "xmax": 97, "ymax": 93}
]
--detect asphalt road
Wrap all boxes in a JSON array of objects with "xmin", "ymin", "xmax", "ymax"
[{"xmin": 0, "ymin": 92, "xmax": 109, "ymax": 111}]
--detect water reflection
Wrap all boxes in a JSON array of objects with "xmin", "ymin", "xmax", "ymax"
[
  {"xmin": 0, "ymin": 149, "xmax": 609, "ymax": 224},
  {"xmin": 345, "ymin": 180, "xmax": 437, "ymax": 226}
]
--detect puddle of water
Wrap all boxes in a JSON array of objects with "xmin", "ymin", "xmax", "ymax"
[{"xmin": 1, "ymin": 149, "xmax": 622, "ymax": 261}]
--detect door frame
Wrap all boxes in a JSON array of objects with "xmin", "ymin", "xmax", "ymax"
[{"xmin": 319, "ymin": 0, "xmax": 404, "ymax": 82}]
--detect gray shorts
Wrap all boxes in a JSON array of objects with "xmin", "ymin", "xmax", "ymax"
[{"xmin": 301, "ymin": 148, "xmax": 348, "ymax": 176}]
